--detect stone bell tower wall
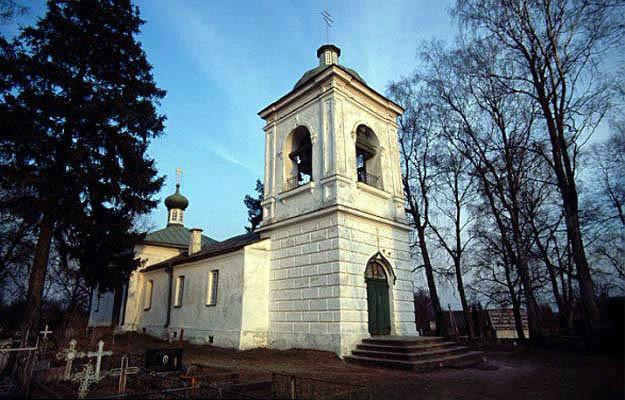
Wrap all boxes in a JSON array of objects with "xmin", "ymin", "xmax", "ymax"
[
  {"xmin": 263, "ymin": 208, "xmax": 416, "ymax": 357},
  {"xmin": 334, "ymin": 212, "xmax": 417, "ymax": 356}
]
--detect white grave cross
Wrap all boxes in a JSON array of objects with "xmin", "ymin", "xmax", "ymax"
[
  {"xmin": 56, "ymin": 339, "xmax": 85, "ymax": 380},
  {"xmin": 39, "ymin": 324, "xmax": 52, "ymax": 340},
  {"xmin": 87, "ymin": 340, "xmax": 113, "ymax": 379},
  {"xmin": 71, "ymin": 362, "xmax": 101, "ymax": 399},
  {"xmin": 109, "ymin": 355, "xmax": 139, "ymax": 394}
]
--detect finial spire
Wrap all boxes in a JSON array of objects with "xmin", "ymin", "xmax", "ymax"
[
  {"xmin": 176, "ymin": 167, "xmax": 182, "ymax": 187},
  {"xmin": 321, "ymin": 10, "xmax": 333, "ymax": 43}
]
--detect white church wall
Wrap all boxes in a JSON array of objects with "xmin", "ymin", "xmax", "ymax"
[
  {"xmin": 239, "ymin": 241, "xmax": 271, "ymax": 349},
  {"xmin": 131, "ymin": 244, "xmax": 271, "ymax": 350},
  {"xmin": 165, "ymin": 251, "xmax": 246, "ymax": 348},
  {"xmin": 122, "ymin": 244, "xmax": 182, "ymax": 331},
  {"xmin": 135, "ymin": 267, "xmax": 170, "ymax": 339}
]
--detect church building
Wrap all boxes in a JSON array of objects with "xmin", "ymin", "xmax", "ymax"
[{"xmin": 88, "ymin": 44, "xmax": 417, "ymax": 356}]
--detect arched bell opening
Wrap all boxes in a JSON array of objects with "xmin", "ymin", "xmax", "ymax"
[
  {"xmin": 284, "ymin": 126, "xmax": 313, "ymax": 191},
  {"xmin": 355, "ymin": 124, "xmax": 383, "ymax": 190}
]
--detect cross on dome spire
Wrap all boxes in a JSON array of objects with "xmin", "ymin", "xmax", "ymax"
[
  {"xmin": 176, "ymin": 167, "xmax": 182, "ymax": 187},
  {"xmin": 165, "ymin": 168, "xmax": 189, "ymax": 226}
]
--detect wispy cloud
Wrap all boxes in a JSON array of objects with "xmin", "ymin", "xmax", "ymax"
[{"xmin": 204, "ymin": 140, "xmax": 260, "ymax": 176}]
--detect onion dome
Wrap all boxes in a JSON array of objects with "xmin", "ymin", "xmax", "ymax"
[{"xmin": 164, "ymin": 184, "xmax": 189, "ymax": 211}]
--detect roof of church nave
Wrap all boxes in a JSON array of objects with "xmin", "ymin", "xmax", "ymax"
[
  {"xmin": 143, "ymin": 224, "xmax": 217, "ymax": 249},
  {"xmin": 141, "ymin": 231, "xmax": 262, "ymax": 272}
]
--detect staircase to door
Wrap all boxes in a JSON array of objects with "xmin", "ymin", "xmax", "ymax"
[{"xmin": 344, "ymin": 336, "xmax": 484, "ymax": 371}]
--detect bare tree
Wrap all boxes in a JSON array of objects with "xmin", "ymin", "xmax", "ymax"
[
  {"xmin": 388, "ymin": 80, "xmax": 445, "ymax": 336},
  {"xmin": 453, "ymin": 0, "xmax": 625, "ymax": 334},
  {"xmin": 421, "ymin": 39, "xmax": 545, "ymax": 341},
  {"xmin": 468, "ymin": 212, "xmax": 526, "ymax": 339},
  {"xmin": 428, "ymin": 147, "xmax": 477, "ymax": 339}
]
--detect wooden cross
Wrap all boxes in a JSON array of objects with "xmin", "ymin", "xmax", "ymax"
[
  {"xmin": 71, "ymin": 362, "xmax": 100, "ymax": 399},
  {"xmin": 56, "ymin": 339, "xmax": 85, "ymax": 380},
  {"xmin": 86, "ymin": 339, "xmax": 113, "ymax": 379},
  {"xmin": 39, "ymin": 324, "xmax": 52, "ymax": 340},
  {"xmin": 108, "ymin": 355, "xmax": 139, "ymax": 394}
]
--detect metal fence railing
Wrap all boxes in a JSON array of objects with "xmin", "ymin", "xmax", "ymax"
[
  {"xmin": 357, "ymin": 172, "xmax": 381, "ymax": 190},
  {"xmin": 271, "ymin": 373, "xmax": 369, "ymax": 400},
  {"xmin": 284, "ymin": 175, "xmax": 311, "ymax": 192}
]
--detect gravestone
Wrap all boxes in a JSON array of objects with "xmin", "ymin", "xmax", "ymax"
[{"xmin": 145, "ymin": 348, "xmax": 183, "ymax": 372}]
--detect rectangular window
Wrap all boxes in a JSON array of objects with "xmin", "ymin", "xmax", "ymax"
[
  {"xmin": 174, "ymin": 276, "xmax": 185, "ymax": 307},
  {"xmin": 143, "ymin": 280, "xmax": 153, "ymax": 310},
  {"xmin": 206, "ymin": 270, "xmax": 219, "ymax": 306}
]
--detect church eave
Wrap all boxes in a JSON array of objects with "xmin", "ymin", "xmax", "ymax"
[
  {"xmin": 258, "ymin": 65, "xmax": 403, "ymax": 120},
  {"xmin": 141, "ymin": 232, "xmax": 264, "ymax": 273}
]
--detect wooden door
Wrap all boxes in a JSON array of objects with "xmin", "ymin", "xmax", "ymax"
[{"xmin": 366, "ymin": 279, "xmax": 391, "ymax": 335}]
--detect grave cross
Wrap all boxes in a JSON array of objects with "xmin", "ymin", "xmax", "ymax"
[
  {"xmin": 56, "ymin": 339, "xmax": 85, "ymax": 380},
  {"xmin": 109, "ymin": 355, "xmax": 139, "ymax": 394},
  {"xmin": 71, "ymin": 362, "xmax": 100, "ymax": 399},
  {"xmin": 87, "ymin": 339, "xmax": 113, "ymax": 379},
  {"xmin": 39, "ymin": 324, "xmax": 52, "ymax": 340}
]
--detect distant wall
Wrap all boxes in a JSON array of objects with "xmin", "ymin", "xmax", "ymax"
[{"xmin": 87, "ymin": 289, "xmax": 115, "ymax": 327}]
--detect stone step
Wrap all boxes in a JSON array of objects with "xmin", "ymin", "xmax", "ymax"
[
  {"xmin": 344, "ymin": 351, "xmax": 485, "ymax": 371},
  {"xmin": 361, "ymin": 336, "xmax": 445, "ymax": 347},
  {"xmin": 356, "ymin": 341, "xmax": 458, "ymax": 353},
  {"xmin": 351, "ymin": 346, "xmax": 470, "ymax": 361}
]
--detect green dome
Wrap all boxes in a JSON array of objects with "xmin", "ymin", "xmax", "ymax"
[{"xmin": 164, "ymin": 184, "xmax": 189, "ymax": 210}]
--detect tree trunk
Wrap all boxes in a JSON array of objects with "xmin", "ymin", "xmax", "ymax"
[
  {"xmin": 416, "ymin": 226, "xmax": 444, "ymax": 336},
  {"xmin": 23, "ymin": 213, "xmax": 54, "ymax": 340},
  {"xmin": 503, "ymin": 260, "xmax": 526, "ymax": 340},
  {"xmin": 534, "ymin": 83, "xmax": 601, "ymax": 335},
  {"xmin": 563, "ymin": 198, "xmax": 601, "ymax": 334},
  {"xmin": 453, "ymin": 256, "xmax": 474, "ymax": 339}
]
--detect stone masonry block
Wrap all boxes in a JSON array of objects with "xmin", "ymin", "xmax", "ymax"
[
  {"xmin": 309, "ymin": 299, "xmax": 327, "ymax": 310},
  {"xmin": 302, "ymin": 312, "xmax": 319, "ymax": 322}
]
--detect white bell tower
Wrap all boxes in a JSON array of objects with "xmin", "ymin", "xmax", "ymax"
[{"xmin": 258, "ymin": 45, "xmax": 417, "ymax": 356}]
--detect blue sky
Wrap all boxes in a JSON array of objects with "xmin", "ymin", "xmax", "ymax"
[{"xmin": 2, "ymin": 0, "xmax": 456, "ymax": 240}]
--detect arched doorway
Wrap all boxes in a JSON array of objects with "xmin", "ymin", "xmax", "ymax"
[{"xmin": 365, "ymin": 259, "xmax": 391, "ymax": 335}]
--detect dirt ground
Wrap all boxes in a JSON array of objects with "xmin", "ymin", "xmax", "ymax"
[{"xmin": 79, "ymin": 332, "xmax": 625, "ymax": 400}]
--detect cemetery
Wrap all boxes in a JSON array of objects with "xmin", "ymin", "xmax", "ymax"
[{"xmin": 0, "ymin": 323, "xmax": 622, "ymax": 399}]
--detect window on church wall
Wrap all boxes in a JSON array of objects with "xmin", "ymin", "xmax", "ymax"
[
  {"xmin": 206, "ymin": 270, "xmax": 219, "ymax": 306},
  {"xmin": 284, "ymin": 126, "xmax": 313, "ymax": 191},
  {"xmin": 355, "ymin": 125, "xmax": 383, "ymax": 190},
  {"xmin": 143, "ymin": 280, "xmax": 153, "ymax": 310},
  {"xmin": 174, "ymin": 276, "xmax": 185, "ymax": 307}
]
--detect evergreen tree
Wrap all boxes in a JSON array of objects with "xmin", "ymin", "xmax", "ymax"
[
  {"xmin": 0, "ymin": 0, "xmax": 166, "ymax": 335},
  {"xmin": 244, "ymin": 179, "xmax": 264, "ymax": 232}
]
